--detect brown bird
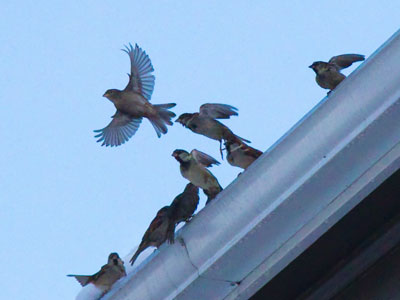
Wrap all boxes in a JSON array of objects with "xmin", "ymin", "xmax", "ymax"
[
  {"xmin": 309, "ymin": 54, "xmax": 365, "ymax": 92},
  {"xmin": 166, "ymin": 183, "xmax": 200, "ymax": 243},
  {"xmin": 67, "ymin": 252, "xmax": 126, "ymax": 295},
  {"xmin": 94, "ymin": 43, "xmax": 176, "ymax": 146},
  {"xmin": 172, "ymin": 149, "xmax": 222, "ymax": 204},
  {"xmin": 129, "ymin": 206, "xmax": 172, "ymax": 266},
  {"xmin": 225, "ymin": 140, "xmax": 263, "ymax": 170},
  {"xmin": 175, "ymin": 103, "xmax": 250, "ymax": 157}
]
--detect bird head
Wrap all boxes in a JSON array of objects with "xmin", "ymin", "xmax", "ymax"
[
  {"xmin": 103, "ymin": 89, "xmax": 121, "ymax": 102},
  {"xmin": 309, "ymin": 61, "xmax": 329, "ymax": 74},
  {"xmin": 184, "ymin": 183, "xmax": 199, "ymax": 194},
  {"xmin": 172, "ymin": 149, "xmax": 190, "ymax": 163},
  {"xmin": 175, "ymin": 113, "xmax": 193, "ymax": 127},
  {"xmin": 108, "ymin": 252, "xmax": 123, "ymax": 265}
]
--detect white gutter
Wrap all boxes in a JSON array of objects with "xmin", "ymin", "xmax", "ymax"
[{"xmin": 105, "ymin": 29, "xmax": 400, "ymax": 300}]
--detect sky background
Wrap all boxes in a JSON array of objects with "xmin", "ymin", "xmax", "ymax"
[{"xmin": 1, "ymin": 1, "xmax": 399, "ymax": 299}]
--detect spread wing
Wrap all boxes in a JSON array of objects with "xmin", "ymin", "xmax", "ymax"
[
  {"xmin": 199, "ymin": 103, "xmax": 238, "ymax": 119},
  {"xmin": 329, "ymin": 54, "xmax": 365, "ymax": 70},
  {"xmin": 94, "ymin": 111, "xmax": 142, "ymax": 147},
  {"xmin": 67, "ymin": 274, "xmax": 92, "ymax": 286},
  {"xmin": 90, "ymin": 264, "xmax": 109, "ymax": 282},
  {"xmin": 191, "ymin": 149, "xmax": 220, "ymax": 167},
  {"xmin": 122, "ymin": 43, "xmax": 155, "ymax": 100}
]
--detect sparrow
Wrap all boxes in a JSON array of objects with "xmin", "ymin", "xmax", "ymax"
[
  {"xmin": 166, "ymin": 183, "xmax": 200, "ymax": 243},
  {"xmin": 129, "ymin": 206, "xmax": 172, "ymax": 266},
  {"xmin": 309, "ymin": 54, "xmax": 365, "ymax": 92},
  {"xmin": 225, "ymin": 140, "xmax": 263, "ymax": 170},
  {"xmin": 172, "ymin": 149, "xmax": 222, "ymax": 204},
  {"xmin": 175, "ymin": 103, "xmax": 250, "ymax": 157},
  {"xmin": 94, "ymin": 43, "xmax": 176, "ymax": 146},
  {"xmin": 67, "ymin": 252, "xmax": 126, "ymax": 295}
]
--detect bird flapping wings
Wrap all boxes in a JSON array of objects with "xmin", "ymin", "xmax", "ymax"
[
  {"xmin": 191, "ymin": 149, "xmax": 220, "ymax": 167},
  {"xmin": 199, "ymin": 103, "xmax": 238, "ymax": 119},
  {"xmin": 329, "ymin": 54, "xmax": 365, "ymax": 70},
  {"xmin": 122, "ymin": 43, "xmax": 155, "ymax": 100},
  {"xmin": 94, "ymin": 111, "xmax": 142, "ymax": 147}
]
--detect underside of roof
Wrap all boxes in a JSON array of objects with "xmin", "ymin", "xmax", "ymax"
[{"xmin": 104, "ymin": 29, "xmax": 400, "ymax": 300}]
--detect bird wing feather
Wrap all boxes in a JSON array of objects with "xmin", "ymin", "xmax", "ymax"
[
  {"xmin": 199, "ymin": 103, "xmax": 238, "ymax": 119},
  {"xmin": 122, "ymin": 43, "xmax": 155, "ymax": 100},
  {"xmin": 329, "ymin": 54, "xmax": 365, "ymax": 70},
  {"xmin": 191, "ymin": 149, "xmax": 220, "ymax": 167},
  {"xmin": 94, "ymin": 111, "xmax": 142, "ymax": 147}
]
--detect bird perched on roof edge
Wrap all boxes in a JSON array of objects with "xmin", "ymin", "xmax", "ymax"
[
  {"xmin": 129, "ymin": 206, "xmax": 172, "ymax": 266},
  {"xmin": 67, "ymin": 252, "xmax": 126, "ymax": 295},
  {"xmin": 167, "ymin": 183, "xmax": 200, "ymax": 243},
  {"xmin": 172, "ymin": 149, "xmax": 222, "ymax": 204},
  {"xmin": 309, "ymin": 54, "xmax": 365, "ymax": 92},
  {"xmin": 94, "ymin": 43, "xmax": 176, "ymax": 147},
  {"xmin": 175, "ymin": 103, "xmax": 250, "ymax": 157},
  {"xmin": 225, "ymin": 140, "xmax": 263, "ymax": 170}
]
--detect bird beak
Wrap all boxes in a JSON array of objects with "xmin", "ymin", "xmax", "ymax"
[
  {"xmin": 103, "ymin": 93, "xmax": 107, "ymax": 97},
  {"xmin": 308, "ymin": 65, "xmax": 313, "ymax": 69}
]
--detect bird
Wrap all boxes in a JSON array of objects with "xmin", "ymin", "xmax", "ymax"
[
  {"xmin": 172, "ymin": 149, "xmax": 222, "ymax": 204},
  {"xmin": 129, "ymin": 206, "xmax": 172, "ymax": 266},
  {"xmin": 309, "ymin": 54, "xmax": 365, "ymax": 92},
  {"xmin": 166, "ymin": 183, "xmax": 200, "ymax": 243},
  {"xmin": 175, "ymin": 103, "xmax": 250, "ymax": 157},
  {"xmin": 67, "ymin": 252, "xmax": 126, "ymax": 295},
  {"xmin": 94, "ymin": 43, "xmax": 176, "ymax": 147},
  {"xmin": 225, "ymin": 140, "xmax": 263, "ymax": 170}
]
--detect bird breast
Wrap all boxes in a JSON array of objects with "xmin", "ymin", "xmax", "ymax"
[
  {"xmin": 228, "ymin": 148, "xmax": 254, "ymax": 169},
  {"xmin": 181, "ymin": 162, "xmax": 218, "ymax": 190}
]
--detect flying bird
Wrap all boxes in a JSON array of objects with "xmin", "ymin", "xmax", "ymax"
[
  {"xmin": 67, "ymin": 252, "xmax": 126, "ymax": 295},
  {"xmin": 129, "ymin": 206, "xmax": 172, "ymax": 266},
  {"xmin": 225, "ymin": 140, "xmax": 263, "ymax": 170},
  {"xmin": 175, "ymin": 103, "xmax": 250, "ymax": 157},
  {"xmin": 309, "ymin": 54, "xmax": 365, "ymax": 92},
  {"xmin": 172, "ymin": 149, "xmax": 222, "ymax": 204},
  {"xmin": 167, "ymin": 183, "xmax": 200, "ymax": 243},
  {"xmin": 94, "ymin": 43, "xmax": 176, "ymax": 146}
]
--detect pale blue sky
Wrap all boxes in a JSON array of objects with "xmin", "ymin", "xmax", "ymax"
[{"xmin": 1, "ymin": 1, "xmax": 399, "ymax": 299}]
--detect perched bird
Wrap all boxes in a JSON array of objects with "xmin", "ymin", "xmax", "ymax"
[
  {"xmin": 175, "ymin": 103, "xmax": 250, "ymax": 157},
  {"xmin": 225, "ymin": 140, "xmax": 263, "ymax": 170},
  {"xmin": 172, "ymin": 149, "xmax": 222, "ymax": 204},
  {"xmin": 167, "ymin": 183, "xmax": 200, "ymax": 243},
  {"xmin": 67, "ymin": 252, "xmax": 126, "ymax": 295},
  {"xmin": 130, "ymin": 206, "xmax": 172, "ymax": 266},
  {"xmin": 94, "ymin": 43, "xmax": 176, "ymax": 146},
  {"xmin": 309, "ymin": 54, "xmax": 365, "ymax": 92}
]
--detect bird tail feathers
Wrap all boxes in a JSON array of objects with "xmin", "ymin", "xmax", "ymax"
[{"xmin": 149, "ymin": 103, "xmax": 176, "ymax": 137}]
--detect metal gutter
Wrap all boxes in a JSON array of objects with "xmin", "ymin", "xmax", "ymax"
[{"xmin": 105, "ymin": 29, "xmax": 400, "ymax": 300}]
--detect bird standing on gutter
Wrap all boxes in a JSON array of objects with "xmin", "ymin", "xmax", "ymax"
[
  {"xmin": 129, "ymin": 206, "xmax": 172, "ymax": 266},
  {"xmin": 172, "ymin": 149, "xmax": 222, "ymax": 204},
  {"xmin": 166, "ymin": 183, "xmax": 200, "ymax": 243},
  {"xmin": 67, "ymin": 252, "xmax": 126, "ymax": 296},
  {"xmin": 309, "ymin": 54, "xmax": 365, "ymax": 92}
]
